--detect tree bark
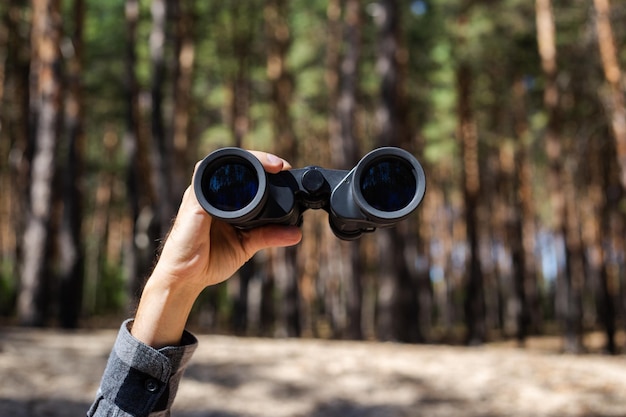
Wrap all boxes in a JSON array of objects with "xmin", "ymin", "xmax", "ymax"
[
  {"xmin": 57, "ymin": 0, "xmax": 85, "ymax": 328},
  {"xmin": 457, "ymin": 62, "xmax": 486, "ymax": 345},
  {"xmin": 124, "ymin": 0, "xmax": 158, "ymax": 302},
  {"xmin": 18, "ymin": 0, "xmax": 63, "ymax": 326},
  {"xmin": 591, "ymin": 1, "xmax": 625, "ymax": 352},
  {"xmin": 324, "ymin": 0, "xmax": 364, "ymax": 340},
  {"xmin": 535, "ymin": 0, "xmax": 583, "ymax": 353},
  {"xmin": 265, "ymin": 0, "xmax": 296, "ymax": 159},
  {"xmin": 585, "ymin": 127, "xmax": 619, "ymax": 354},
  {"xmin": 265, "ymin": 0, "xmax": 300, "ymax": 337},
  {"xmin": 227, "ymin": 1, "xmax": 256, "ymax": 149},
  {"xmin": 511, "ymin": 75, "xmax": 540, "ymax": 342},
  {"xmin": 224, "ymin": 0, "xmax": 258, "ymax": 334},
  {"xmin": 1, "ymin": 0, "xmax": 30, "ymax": 315},
  {"xmin": 593, "ymin": 0, "xmax": 626, "ymax": 191},
  {"xmin": 170, "ymin": 0, "xmax": 196, "ymax": 200},
  {"xmin": 373, "ymin": 0, "xmax": 425, "ymax": 342},
  {"xmin": 150, "ymin": 0, "xmax": 173, "ymax": 235},
  {"xmin": 336, "ymin": 0, "xmax": 368, "ymax": 341},
  {"xmin": 373, "ymin": 0, "xmax": 399, "ymax": 341}
]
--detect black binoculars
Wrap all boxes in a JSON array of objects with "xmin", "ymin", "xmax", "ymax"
[{"xmin": 193, "ymin": 147, "xmax": 426, "ymax": 240}]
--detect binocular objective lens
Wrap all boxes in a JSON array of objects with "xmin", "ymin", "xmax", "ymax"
[
  {"xmin": 360, "ymin": 159, "xmax": 416, "ymax": 212},
  {"xmin": 204, "ymin": 162, "xmax": 259, "ymax": 212}
]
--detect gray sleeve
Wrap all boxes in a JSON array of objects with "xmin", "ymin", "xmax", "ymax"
[{"xmin": 87, "ymin": 319, "xmax": 198, "ymax": 417}]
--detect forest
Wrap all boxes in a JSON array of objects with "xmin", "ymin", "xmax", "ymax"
[{"xmin": 1, "ymin": 0, "xmax": 625, "ymax": 355}]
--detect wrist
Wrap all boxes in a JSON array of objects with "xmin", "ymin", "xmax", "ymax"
[{"xmin": 131, "ymin": 271, "xmax": 202, "ymax": 348}]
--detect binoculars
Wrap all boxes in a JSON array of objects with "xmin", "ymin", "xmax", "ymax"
[{"xmin": 193, "ymin": 147, "xmax": 426, "ymax": 240}]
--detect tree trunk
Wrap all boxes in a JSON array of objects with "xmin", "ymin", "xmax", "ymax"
[
  {"xmin": 124, "ymin": 0, "xmax": 157, "ymax": 302},
  {"xmin": 338, "ymin": 0, "xmax": 363, "ymax": 339},
  {"xmin": 57, "ymin": 0, "xmax": 85, "ymax": 328},
  {"xmin": 586, "ymin": 127, "xmax": 619, "ymax": 354},
  {"xmin": 318, "ymin": 0, "xmax": 342, "ymax": 338},
  {"xmin": 373, "ymin": 0, "xmax": 424, "ymax": 342},
  {"xmin": 457, "ymin": 62, "xmax": 486, "ymax": 345},
  {"xmin": 0, "ymin": 4, "xmax": 6, "ymax": 118},
  {"xmin": 170, "ymin": 0, "xmax": 196, "ymax": 198},
  {"xmin": 265, "ymin": 0, "xmax": 300, "ymax": 337},
  {"xmin": 510, "ymin": 75, "xmax": 539, "ymax": 342},
  {"xmin": 265, "ymin": 0, "xmax": 296, "ymax": 159},
  {"xmin": 224, "ymin": 0, "xmax": 258, "ymax": 334},
  {"xmin": 326, "ymin": 0, "xmax": 341, "ymax": 161},
  {"xmin": 227, "ymin": 1, "xmax": 255, "ymax": 149},
  {"xmin": 535, "ymin": 0, "xmax": 583, "ymax": 353},
  {"xmin": 0, "ymin": 2, "xmax": 11, "ymax": 314},
  {"xmin": 150, "ymin": 0, "xmax": 173, "ymax": 235},
  {"xmin": 591, "ymin": 1, "xmax": 625, "ymax": 351},
  {"xmin": 325, "ymin": 0, "xmax": 364, "ymax": 340},
  {"xmin": 18, "ymin": 0, "xmax": 63, "ymax": 326},
  {"xmin": 373, "ymin": 0, "xmax": 399, "ymax": 341},
  {"xmin": 1, "ymin": 0, "xmax": 30, "ymax": 316},
  {"xmin": 336, "ymin": 0, "xmax": 361, "ymax": 168},
  {"xmin": 593, "ymin": 0, "xmax": 626, "ymax": 191}
]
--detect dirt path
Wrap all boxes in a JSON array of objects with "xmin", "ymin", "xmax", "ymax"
[{"xmin": 1, "ymin": 327, "xmax": 626, "ymax": 417}]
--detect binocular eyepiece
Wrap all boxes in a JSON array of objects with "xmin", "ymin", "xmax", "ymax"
[{"xmin": 193, "ymin": 147, "xmax": 426, "ymax": 240}]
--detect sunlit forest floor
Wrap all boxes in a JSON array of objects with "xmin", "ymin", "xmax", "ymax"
[{"xmin": 1, "ymin": 326, "xmax": 625, "ymax": 417}]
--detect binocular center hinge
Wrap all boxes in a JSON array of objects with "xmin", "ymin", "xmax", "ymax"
[
  {"xmin": 301, "ymin": 167, "xmax": 326, "ymax": 195},
  {"xmin": 299, "ymin": 167, "xmax": 330, "ymax": 209}
]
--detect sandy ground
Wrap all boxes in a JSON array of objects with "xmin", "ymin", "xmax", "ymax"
[{"xmin": 1, "ymin": 327, "xmax": 626, "ymax": 417}]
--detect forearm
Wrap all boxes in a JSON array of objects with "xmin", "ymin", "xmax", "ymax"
[{"xmin": 131, "ymin": 269, "xmax": 203, "ymax": 348}]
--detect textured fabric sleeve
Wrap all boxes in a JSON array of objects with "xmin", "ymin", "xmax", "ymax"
[{"xmin": 87, "ymin": 319, "xmax": 198, "ymax": 417}]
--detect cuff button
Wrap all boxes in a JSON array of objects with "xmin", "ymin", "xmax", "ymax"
[{"xmin": 145, "ymin": 378, "xmax": 160, "ymax": 392}]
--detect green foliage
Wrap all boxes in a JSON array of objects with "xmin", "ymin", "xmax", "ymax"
[
  {"xmin": 95, "ymin": 261, "xmax": 128, "ymax": 315},
  {"xmin": 83, "ymin": 0, "xmax": 127, "ymax": 120},
  {"xmin": 422, "ymin": 39, "xmax": 458, "ymax": 164},
  {"xmin": 0, "ymin": 259, "xmax": 16, "ymax": 316}
]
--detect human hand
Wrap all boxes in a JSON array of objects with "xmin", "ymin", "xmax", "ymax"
[
  {"xmin": 132, "ymin": 151, "xmax": 302, "ymax": 347},
  {"xmin": 152, "ymin": 150, "xmax": 302, "ymax": 293}
]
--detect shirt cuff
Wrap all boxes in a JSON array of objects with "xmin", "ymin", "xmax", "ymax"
[{"xmin": 88, "ymin": 319, "xmax": 198, "ymax": 417}]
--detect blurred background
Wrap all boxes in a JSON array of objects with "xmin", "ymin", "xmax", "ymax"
[{"xmin": 1, "ymin": 0, "xmax": 625, "ymax": 354}]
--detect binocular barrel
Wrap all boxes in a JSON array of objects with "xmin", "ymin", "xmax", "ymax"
[{"xmin": 193, "ymin": 147, "xmax": 426, "ymax": 240}]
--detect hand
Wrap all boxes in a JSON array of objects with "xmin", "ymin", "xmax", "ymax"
[
  {"xmin": 153, "ymin": 151, "xmax": 302, "ymax": 292},
  {"xmin": 131, "ymin": 151, "xmax": 302, "ymax": 347}
]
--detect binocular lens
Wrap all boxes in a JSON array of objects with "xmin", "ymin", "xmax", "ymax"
[
  {"xmin": 203, "ymin": 161, "xmax": 259, "ymax": 212},
  {"xmin": 359, "ymin": 158, "xmax": 417, "ymax": 212}
]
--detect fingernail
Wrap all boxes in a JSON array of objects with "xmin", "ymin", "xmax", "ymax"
[
  {"xmin": 266, "ymin": 153, "xmax": 282, "ymax": 165},
  {"xmin": 267, "ymin": 153, "xmax": 282, "ymax": 164}
]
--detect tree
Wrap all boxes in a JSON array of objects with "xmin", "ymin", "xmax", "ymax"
[
  {"xmin": 590, "ymin": 0, "xmax": 624, "ymax": 354},
  {"xmin": 535, "ymin": 0, "xmax": 584, "ymax": 353},
  {"xmin": 334, "ymin": 0, "xmax": 364, "ymax": 340},
  {"xmin": 453, "ymin": 4, "xmax": 486, "ymax": 345},
  {"xmin": 593, "ymin": 0, "xmax": 626, "ymax": 191},
  {"xmin": 0, "ymin": 0, "xmax": 30, "ymax": 316},
  {"xmin": 18, "ymin": 0, "xmax": 63, "ymax": 326},
  {"xmin": 457, "ymin": 60, "xmax": 486, "ymax": 345},
  {"xmin": 265, "ymin": 0, "xmax": 300, "ymax": 337},
  {"xmin": 124, "ymin": 0, "xmax": 159, "ymax": 302},
  {"xmin": 322, "ymin": 0, "xmax": 364, "ymax": 340},
  {"xmin": 510, "ymin": 75, "xmax": 540, "ymax": 343},
  {"xmin": 216, "ymin": 0, "xmax": 263, "ymax": 334},
  {"xmin": 372, "ymin": 0, "xmax": 422, "ymax": 342},
  {"xmin": 169, "ymin": 0, "xmax": 197, "ymax": 201},
  {"xmin": 57, "ymin": 0, "xmax": 85, "ymax": 328},
  {"xmin": 149, "ymin": 0, "xmax": 174, "ymax": 235}
]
